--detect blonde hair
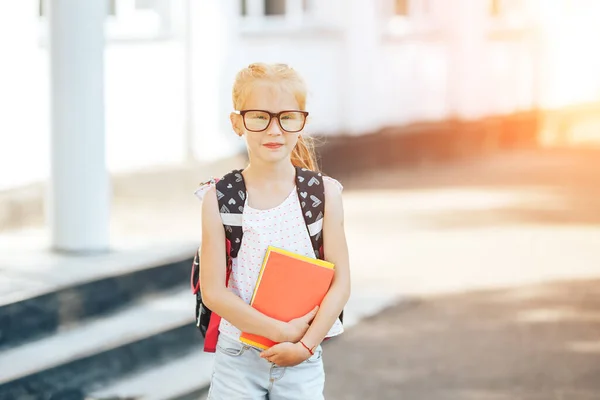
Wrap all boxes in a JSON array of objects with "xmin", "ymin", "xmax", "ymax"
[{"xmin": 232, "ymin": 63, "xmax": 319, "ymax": 171}]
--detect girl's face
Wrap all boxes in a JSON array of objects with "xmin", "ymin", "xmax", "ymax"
[{"xmin": 231, "ymin": 82, "xmax": 303, "ymax": 166}]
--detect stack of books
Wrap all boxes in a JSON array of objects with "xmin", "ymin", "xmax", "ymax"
[{"xmin": 240, "ymin": 246, "xmax": 335, "ymax": 350}]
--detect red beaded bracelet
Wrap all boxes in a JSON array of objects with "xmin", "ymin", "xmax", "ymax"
[{"xmin": 299, "ymin": 340, "xmax": 314, "ymax": 355}]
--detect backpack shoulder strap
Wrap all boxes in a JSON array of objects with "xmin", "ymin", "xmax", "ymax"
[
  {"xmin": 215, "ymin": 169, "xmax": 246, "ymax": 259},
  {"xmin": 295, "ymin": 167, "xmax": 325, "ymax": 259}
]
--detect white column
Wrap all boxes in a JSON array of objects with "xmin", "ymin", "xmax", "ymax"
[
  {"xmin": 445, "ymin": 0, "xmax": 488, "ymax": 120},
  {"xmin": 183, "ymin": 0, "xmax": 195, "ymax": 162},
  {"xmin": 48, "ymin": 0, "xmax": 110, "ymax": 253},
  {"xmin": 190, "ymin": 0, "xmax": 243, "ymax": 162},
  {"xmin": 342, "ymin": 0, "xmax": 381, "ymax": 135}
]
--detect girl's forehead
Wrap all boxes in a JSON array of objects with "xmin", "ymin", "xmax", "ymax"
[{"xmin": 243, "ymin": 81, "xmax": 299, "ymax": 110}]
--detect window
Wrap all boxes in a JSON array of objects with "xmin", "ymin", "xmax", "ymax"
[
  {"xmin": 302, "ymin": 0, "xmax": 311, "ymax": 12},
  {"xmin": 490, "ymin": 0, "xmax": 501, "ymax": 16},
  {"xmin": 386, "ymin": 0, "xmax": 433, "ymax": 37},
  {"xmin": 109, "ymin": 0, "xmax": 117, "ymax": 15},
  {"xmin": 265, "ymin": 0, "xmax": 286, "ymax": 16},
  {"xmin": 135, "ymin": 0, "xmax": 157, "ymax": 9},
  {"xmin": 39, "ymin": 0, "xmax": 117, "ymax": 17},
  {"xmin": 489, "ymin": 0, "xmax": 524, "ymax": 18},
  {"xmin": 487, "ymin": 0, "xmax": 531, "ymax": 32},
  {"xmin": 391, "ymin": 0, "xmax": 430, "ymax": 18},
  {"xmin": 240, "ymin": 0, "xmax": 313, "ymax": 21},
  {"xmin": 394, "ymin": 0, "xmax": 409, "ymax": 16}
]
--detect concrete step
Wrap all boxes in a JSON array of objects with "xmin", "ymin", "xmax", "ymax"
[
  {"xmin": 86, "ymin": 289, "xmax": 401, "ymax": 400},
  {"xmin": 0, "ymin": 287, "xmax": 203, "ymax": 400},
  {"xmin": 0, "ymin": 244, "xmax": 195, "ymax": 350},
  {"xmin": 89, "ymin": 348, "xmax": 214, "ymax": 400}
]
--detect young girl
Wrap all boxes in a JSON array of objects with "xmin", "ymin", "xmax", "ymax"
[{"xmin": 195, "ymin": 63, "xmax": 350, "ymax": 399}]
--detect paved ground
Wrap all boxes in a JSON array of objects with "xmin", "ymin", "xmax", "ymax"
[
  {"xmin": 323, "ymin": 279, "xmax": 600, "ymax": 400},
  {"xmin": 319, "ymin": 148, "xmax": 600, "ymax": 400}
]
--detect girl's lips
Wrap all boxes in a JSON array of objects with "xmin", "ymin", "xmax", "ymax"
[{"xmin": 263, "ymin": 143, "xmax": 283, "ymax": 149}]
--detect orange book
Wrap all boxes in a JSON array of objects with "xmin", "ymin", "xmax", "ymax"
[{"xmin": 240, "ymin": 246, "xmax": 335, "ymax": 350}]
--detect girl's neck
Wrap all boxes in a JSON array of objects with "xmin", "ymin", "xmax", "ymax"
[{"xmin": 243, "ymin": 159, "xmax": 296, "ymax": 185}]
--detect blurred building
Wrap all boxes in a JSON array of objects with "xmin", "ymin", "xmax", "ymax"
[
  {"xmin": 2, "ymin": 0, "xmax": 600, "ymax": 189},
  {"xmin": 1, "ymin": 0, "xmax": 600, "ymax": 246},
  {"xmin": 189, "ymin": 0, "xmax": 600, "ymax": 168}
]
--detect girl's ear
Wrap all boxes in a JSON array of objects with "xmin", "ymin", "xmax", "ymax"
[{"xmin": 230, "ymin": 112, "xmax": 244, "ymax": 137}]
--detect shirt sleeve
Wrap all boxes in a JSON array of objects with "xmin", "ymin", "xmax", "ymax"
[
  {"xmin": 193, "ymin": 179, "xmax": 217, "ymax": 202},
  {"xmin": 323, "ymin": 176, "xmax": 343, "ymax": 193}
]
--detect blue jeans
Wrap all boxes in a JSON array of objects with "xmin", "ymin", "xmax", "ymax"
[{"xmin": 207, "ymin": 333, "xmax": 325, "ymax": 400}]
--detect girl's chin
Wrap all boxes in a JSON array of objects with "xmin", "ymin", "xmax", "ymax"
[{"xmin": 254, "ymin": 150, "xmax": 292, "ymax": 163}]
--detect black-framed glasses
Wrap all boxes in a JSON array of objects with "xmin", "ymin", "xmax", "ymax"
[{"xmin": 234, "ymin": 109, "xmax": 309, "ymax": 133}]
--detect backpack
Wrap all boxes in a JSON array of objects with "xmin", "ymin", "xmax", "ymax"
[{"xmin": 190, "ymin": 166, "xmax": 343, "ymax": 352}]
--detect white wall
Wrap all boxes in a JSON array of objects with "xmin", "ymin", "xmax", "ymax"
[
  {"xmin": 0, "ymin": 1, "xmax": 48, "ymax": 191},
  {"xmin": 0, "ymin": 1, "xmax": 188, "ymax": 192}
]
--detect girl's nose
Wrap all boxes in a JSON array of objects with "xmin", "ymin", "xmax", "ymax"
[{"xmin": 266, "ymin": 117, "xmax": 283, "ymax": 135}]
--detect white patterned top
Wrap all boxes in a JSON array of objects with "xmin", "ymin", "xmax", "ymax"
[{"xmin": 194, "ymin": 176, "xmax": 344, "ymax": 342}]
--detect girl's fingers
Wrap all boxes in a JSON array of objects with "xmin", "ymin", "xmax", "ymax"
[{"xmin": 260, "ymin": 349, "xmax": 273, "ymax": 358}]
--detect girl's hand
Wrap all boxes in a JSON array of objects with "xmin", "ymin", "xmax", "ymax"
[
  {"xmin": 278, "ymin": 306, "xmax": 319, "ymax": 343},
  {"xmin": 260, "ymin": 342, "xmax": 312, "ymax": 367}
]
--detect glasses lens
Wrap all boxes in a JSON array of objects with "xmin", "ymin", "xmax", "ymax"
[
  {"xmin": 279, "ymin": 111, "xmax": 305, "ymax": 132},
  {"xmin": 244, "ymin": 111, "xmax": 270, "ymax": 131}
]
